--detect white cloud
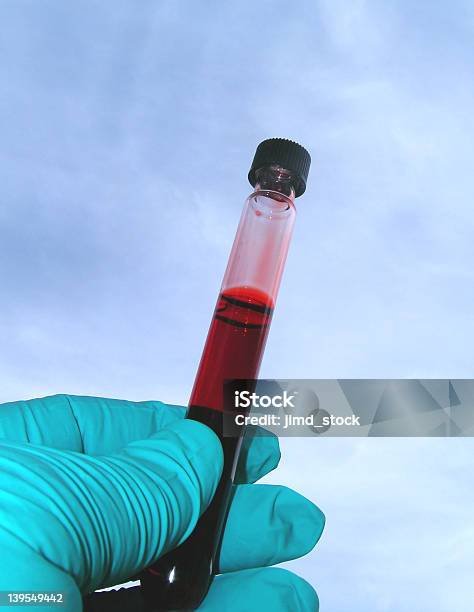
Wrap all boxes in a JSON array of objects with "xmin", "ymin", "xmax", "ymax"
[{"xmin": 264, "ymin": 437, "xmax": 474, "ymax": 611}]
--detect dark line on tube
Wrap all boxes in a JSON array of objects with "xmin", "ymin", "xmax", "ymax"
[
  {"xmin": 215, "ymin": 315, "xmax": 269, "ymax": 329},
  {"xmin": 220, "ymin": 295, "xmax": 274, "ymax": 315}
]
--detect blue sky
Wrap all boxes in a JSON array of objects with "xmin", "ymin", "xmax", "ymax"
[{"xmin": 1, "ymin": 1, "xmax": 473, "ymax": 610}]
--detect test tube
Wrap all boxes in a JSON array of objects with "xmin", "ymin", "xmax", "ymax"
[{"xmin": 140, "ymin": 138, "xmax": 311, "ymax": 610}]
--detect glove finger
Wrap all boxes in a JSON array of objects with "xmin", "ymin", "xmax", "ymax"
[
  {"xmin": 0, "ymin": 394, "xmax": 185, "ymax": 453},
  {"xmin": 83, "ymin": 568, "xmax": 318, "ymax": 612},
  {"xmin": 0, "ymin": 419, "xmax": 222, "ymax": 594},
  {"xmin": 0, "ymin": 536, "xmax": 82, "ymax": 612},
  {"xmin": 200, "ymin": 568, "xmax": 319, "ymax": 611},
  {"xmin": 0, "ymin": 395, "xmax": 280, "ymax": 482},
  {"xmin": 234, "ymin": 426, "xmax": 280, "ymax": 484},
  {"xmin": 218, "ymin": 484, "xmax": 324, "ymax": 573}
]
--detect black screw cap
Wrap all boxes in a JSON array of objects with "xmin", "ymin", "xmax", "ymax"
[{"xmin": 248, "ymin": 138, "xmax": 311, "ymax": 197}]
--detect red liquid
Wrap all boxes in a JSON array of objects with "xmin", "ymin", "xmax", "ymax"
[
  {"xmin": 141, "ymin": 287, "xmax": 274, "ymax": 610},
  {"xmin": 190, "ymin": 286, "xmax": 274, "ymax": 412}
]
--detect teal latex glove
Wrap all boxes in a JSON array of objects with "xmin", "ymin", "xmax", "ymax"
[{"xmin": 0, "ymin": 395, "xmax": 324, "ymax": 611}]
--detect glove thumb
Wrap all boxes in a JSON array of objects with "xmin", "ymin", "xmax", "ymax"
[{"xmin": 0, "ymin": 419, "xmax": 223, "ymax": 599}]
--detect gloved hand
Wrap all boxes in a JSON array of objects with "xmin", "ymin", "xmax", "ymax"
[{"xmin": 0, "ymin": 395, "xmax": 324, "ymax": 611}]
